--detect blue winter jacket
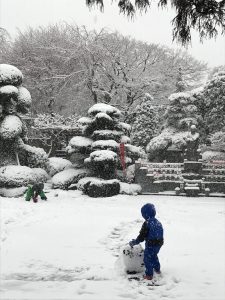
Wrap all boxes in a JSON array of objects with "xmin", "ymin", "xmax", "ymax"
[{"xmin": 136, "ymin": 203, "xmax": 164, "ymax": 247}]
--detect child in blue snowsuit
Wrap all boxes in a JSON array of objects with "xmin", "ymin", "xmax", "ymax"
[{"xmin": 129, "ymin": 203, "xmax": 164, "ymax": 280}]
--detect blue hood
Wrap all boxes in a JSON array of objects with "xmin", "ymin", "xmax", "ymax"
[{"xmin": 141, "ymin": 203, "xmax": 156, "ymax": 220}]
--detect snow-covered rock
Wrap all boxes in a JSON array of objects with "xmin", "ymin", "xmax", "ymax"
[
  {"xmin": 119, "ymin": 182, "xmax": 142, "ymax": 195},
  {"xmin": 51, "ymin": 168, "xmax": 89, "ymax": 189},
  {"xmin": 0, "ymin": 115, "xmax": 23, "ymax": 139},
  {"xmin": 0, "ymin": 64, "xmax": 23, "ymax": 86},
  {"xmin": 47, "ymin": 157, "xmax": 72, "ymax": 176}
]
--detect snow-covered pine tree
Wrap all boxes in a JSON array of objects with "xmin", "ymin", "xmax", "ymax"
[
  {"xmin": 146, "ymin": 92, "xmax": 203, "ymax": 161},
  {"xmin": 0, "ymin": 64, "xmax": 49, "ymax": 196},
  {"xmin": 131, "ymin": 94, "xmax": 160, "ymax": 148},
  {"xmin": 67, "ymin": 103, "xmax": 144, "ymax": 196}
]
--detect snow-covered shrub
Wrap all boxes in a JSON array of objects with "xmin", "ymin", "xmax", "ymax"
[
  {"xmin": 66, "ymin": 103, "xmax": 144, "ymax": 195},
  {"xmin": 0, "ymin": 186, "xmax": 27, "ymax": 197},
  {"xmin": 209, "ymin": 131, "xmax": 225, "ymax": 152},
  {"xmin": 19, "ymin": 144, "xmax": 49, "ymax": 169},
  {"xmin": 0, "ymin": 64, "xmax": 49, "ymax": 172},
  {"xmin": 0, "ymin": 64, "xmax": 23, "ymax": 86},
  {"xmin": 51, "ymin": 168, "xmax": 89, "ymax": 189},
  {"xmin": 47, "ymin": 157, "xmax": 72, "ymax": 176},
  {"xmin": 32, "ymin": 168, "xmax": 49, "ymax": 183},
  {"xmin": 119, "ymin": 182, "xmax": 142, "ymax": 195},
  {"xmin": 77, "ymin": 177, "xmax": 120, "ymax": 197},
  {"xmin": 202, "ymin": 151, "xmax": 225, "ymax": 162},
  {"xmin": 0, "ymin": 165, "xmax": 47, "ymax": 188}
]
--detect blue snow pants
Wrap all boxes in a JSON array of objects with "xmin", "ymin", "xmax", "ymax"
[{"xmin": 144, "ymin": 246, "xmax": 161, "ymax": 276}]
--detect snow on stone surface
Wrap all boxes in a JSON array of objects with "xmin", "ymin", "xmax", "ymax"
[
  {"xmin": 92, "ymin": 139, "xmax": 118, "ymax": 150},
  {"xmin": 0, "ymin": 165, "xmax": 37, "ymax": 187},
  {"xmin": 88, "ymin": 103, "xmax": 121, "ymax": 117},
  {"xmin": 67, "ymin": 136, "xmax": 93, "ymax": 151},
  {"xmin": 119, "ymin": 182, "xmax": 142, "ymax": 195},
  {"xmin": 89, "ymin": 150, "xmax": 117, "ymax": 162},
  {"xmin": 0, "ymin": 85, "xmax": 18, "ymax": 97},
  {"xmin": 0, "ymin": 64, "xmax": 23, "ymax": 86},
  {"xmin": 51, "ymin": 168, "xmax": 89, "ymax": 189},
  {"xmin": 0, "ymin": 115, "xmax": 23, "ymax": 139},
  {"xmin": 48, "ymin": 157, "xmax": 72, "ymax": 176},
  {"xmin": 0, "ymin": 192, "xmax": 224, "ymax": 300}
]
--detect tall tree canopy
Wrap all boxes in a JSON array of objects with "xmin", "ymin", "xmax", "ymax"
[{"xmin": 86, "ymin": 0, "xmax": 225, "ymax": 44}]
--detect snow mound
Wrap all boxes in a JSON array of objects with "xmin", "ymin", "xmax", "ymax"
[
  {"xmin": 0, "ymin": 115, "xmax": 23, "ymax": 139},
  {"xmin": 0, "ymin": 165, "xmax": 37, "ymax": 188},
  {"xmin": 121, "ymin": 244, "xmax": 144, "ymax": 273},
  {"xmin": 0, "ymin": 186, "xmax": 27, "ymax": 197},
  {"xmin": 119, "ymin": 182, "xmax": 142, "ymax": 195},
  {"xmin": 47, "ymin": 157, "xmax": 72, "ymax": 176},
  {"xmin": 94, "ymin": 112, "xmax": 113, "ymax": 121},
  {"xmin": 88, "ymin": 103, "xmax": 121, "ymax": 118},
  {"xmin": 0, "ymin": 64, "xmax": 23, "ymax": 86},
  {"xmin": 51, "ymin": 168, "xmax": 89, "ymax": 189}
]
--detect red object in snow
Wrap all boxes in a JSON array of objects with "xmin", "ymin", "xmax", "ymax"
[{"xmin": 119, "ymin": 143, "xmax": 126, "ymax": 176}]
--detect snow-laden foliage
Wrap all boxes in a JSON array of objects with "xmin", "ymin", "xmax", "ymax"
[
  {"xmin": 0, "ymin": 64, "xmax": 23, "ymax": 86},
  {"xmin": 19, "ymin": 144, "xmax": 49, "ymax": 169},
  {"xmin": 0, "ymin": 115, "xmax": 23, "ymax": 139},
  {"xmin": 201, "ymin": 72, "xmax": 225, "ymax": 133},
  {"xmin": 34, "ymin": 113, "xmax": 79, "ymax": 128},
  {"xmin": 88, "ymin": 103, "xmax": 121, "ymax": 118},
  {"xmin": 0, "ymin": 165, "xmax": 48, "ymax": 188},
  {"xmin": 52, "ymin": 168, "xmax": 90, "ymax": 189},
  {"xmin": 0, "ymin": 64, "xmax": 49, "ymax": 174},
  {"xmin": 47, "ymin": 157, "xmax": 72, "ymax": 176},
  {"xmin": 202, "ymin": 151, "xmax": 225, "ymax": 162},
  {"xmin": 210, "ymin": 131, "xmax": 225, "ymax": 152},
  {"xmin": 66, "ymin": 136, "xmax": 93, "ymax": 154},
  {"xmin": 67, "ymin": 103, "xmax": 144, "ymax": 195},
  {"xmin": 77, "ymin": 177, "xmax": 120, "ymax": 197},
  {"xmin": 131, "ymin": 95, "xmax": 161, "ymax": 148}
]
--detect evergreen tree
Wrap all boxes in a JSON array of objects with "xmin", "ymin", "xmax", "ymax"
[
  {"xmin": 131, "ymin": 94, "xmax": 160, "ymax": 148},
  {"xmin": 66, "ymin": 103, "xmax": 144, "ymax": 196}
]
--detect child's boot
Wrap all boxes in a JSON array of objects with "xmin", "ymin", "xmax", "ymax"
[{"xmin": 143, "ymin": 275, "xmax": 153, "ymax": 280}]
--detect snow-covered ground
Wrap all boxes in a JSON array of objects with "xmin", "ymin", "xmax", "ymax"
[{"xmin": 0, "ymin": 187, "xmax": 225, "ymax": 300}]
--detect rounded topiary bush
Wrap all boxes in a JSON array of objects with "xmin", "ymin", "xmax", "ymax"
[{"xmin": 77, "ymin": 177, "xmax": 120, "ymax": 197}]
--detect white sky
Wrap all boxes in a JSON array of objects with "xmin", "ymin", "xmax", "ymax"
[{"xmin": 0, "ymin": 0, "xmax": 224, "ymax": 67}]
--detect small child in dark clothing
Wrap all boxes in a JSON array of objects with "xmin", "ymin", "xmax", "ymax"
[
  {"xmin": 129, "ymin": 203, "xmax": 164, "ymax": 280},
  {"xmin": 25, "ymin": 183, "xmax": 47, "ymax": 203}
]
